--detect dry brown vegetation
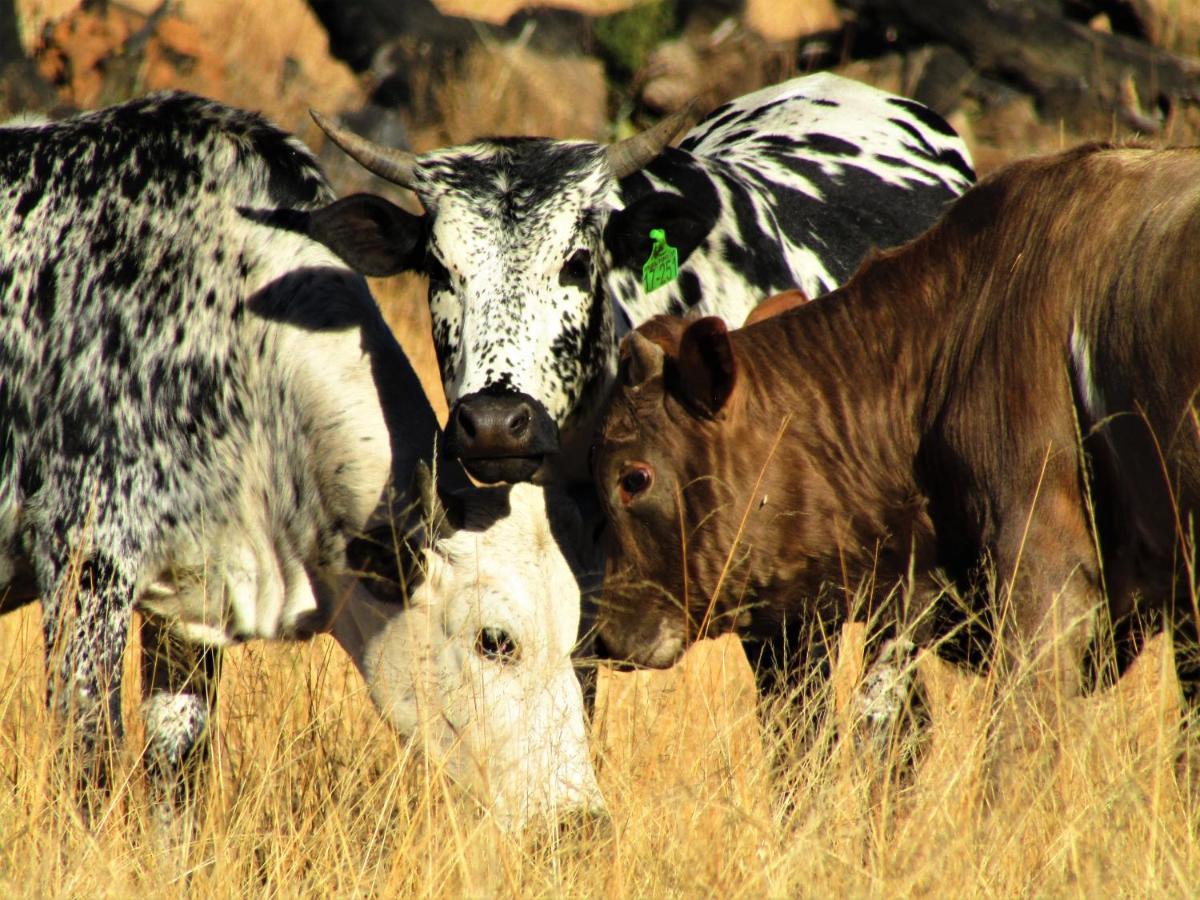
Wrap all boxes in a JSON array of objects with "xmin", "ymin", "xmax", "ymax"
[
  {"xmin": 6, "ymin": 0, "xmax": 1200, "ymax": 894},
  {"xmin": 3, "ymin": 600, "xmax": 1200, "ymax": 896}
]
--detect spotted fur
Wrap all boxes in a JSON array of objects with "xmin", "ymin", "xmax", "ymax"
[
  {"xmin": 0, "ymin": 93, "xmax": 602, "ymax": 829},
  {"xmin": 1, "ymin": 95, "xmax": 372, "ymax": 784}
]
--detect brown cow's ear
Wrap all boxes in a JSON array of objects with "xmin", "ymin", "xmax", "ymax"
[
  {"xmin": 676, "ymin": 316, "xmax": 736, "ymax": 417},
  {"xmin": 625, "ymin": 332, "xmax": 665, "ymax": 386}
]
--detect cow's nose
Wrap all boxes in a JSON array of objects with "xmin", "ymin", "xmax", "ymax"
[
  {"xmin": 454, "ymin": 398, "xmax": 531, "ymax": 441},
  {"xmin": 446, "ymin": 390, "xmax": 559, "ymax": 484}
]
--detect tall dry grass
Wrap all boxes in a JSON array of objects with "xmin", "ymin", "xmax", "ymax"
[
  {"xmin": 2, "ymin": 595, "xmax": 1199, "ymax": 897},
  {"xmin": 4, "ymin": 15, "xmax": 1200, "ymax": 894},
  {"xmin": 5, "ymin": 151, "xmax": 1199, "ymax": 900}
]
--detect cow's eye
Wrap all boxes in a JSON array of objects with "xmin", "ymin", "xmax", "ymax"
[
  {"xmin": 618, "ymin": 463, "xmax": 653, "ymax": 505},
  {"xmin": 559, "ymin": 249, "xmax": 592, "ymax": 289},
  {"xmin": 476, "ymin": 626, "xmax": 521, "ymax": 663}
]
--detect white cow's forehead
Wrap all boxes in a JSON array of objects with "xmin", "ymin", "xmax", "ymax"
[
  {"xmin": 415, "ymin": 140, "xmax": 621, "ymax": 418},
  {"xmin": 437, "ymin": 538, "xmax": 574, "ymax": 631},
  {"xmin": 414, "ymin": 138, "xmax": 614, "ymax": 211},
  {"xmin": 426, "ymin": 181, "xmax": 612, "ymax": 287},
  {"xmin": 432, "ymin": 487, "xmax": 583, "ymax": 651}
]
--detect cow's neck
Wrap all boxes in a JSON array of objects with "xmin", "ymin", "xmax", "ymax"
[{"xmin": 730, "ymin": 246, "xmax": 958, "ymax": 623}]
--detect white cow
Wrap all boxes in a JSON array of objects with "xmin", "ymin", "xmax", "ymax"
[{"xmin": 334, "ymin": 475, "xmax": 603, "ymax": 828}]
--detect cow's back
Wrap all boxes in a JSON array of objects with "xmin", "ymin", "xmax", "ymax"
[{"xmin": 611, "ymin": 73, "xmax": 974, "ymax": 328}]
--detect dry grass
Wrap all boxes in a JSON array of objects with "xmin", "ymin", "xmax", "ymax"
[
  {"xmin": 4, "ymin": 125, "xmax": 1195, "ymax": 900},
  {"xmin": 2, "ymin": 597, "xmax": 1199, "ymax": 897},
  {"xmin": 6, "ymin": 10, "xmax": 1200, "ymax": 894}
]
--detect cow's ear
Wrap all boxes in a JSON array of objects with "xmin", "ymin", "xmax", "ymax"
[
  {"xmin": 308, "ymin": 193, "xmax": 425, "ymax": 277},
  {"xmin": 674, "ymin": 316, "xmax": 736, "ymax": 417},
  {"xmin": 605, "ymin": 192, "xmax": 713, "ymax": 272}
]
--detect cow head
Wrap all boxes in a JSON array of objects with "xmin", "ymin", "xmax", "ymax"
[
  {"xmin": 591, "ymin": 315, "xmax": 761, "ymax": 668},
  {"xmin": 333, "ymin": 472, "xmax": 606, "ymax": 830},
  {"xmin": 307, "ymin": 109, "xmax": 696, "ymax": 483}
]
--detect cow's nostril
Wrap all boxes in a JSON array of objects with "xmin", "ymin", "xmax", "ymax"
[
  {"xmin": 456, "ymin": 404, "xmax": 477, "ymax": 440},
  {"xmin": 508, "ymin": 408, "xmax": 530, "ymax": 437}
]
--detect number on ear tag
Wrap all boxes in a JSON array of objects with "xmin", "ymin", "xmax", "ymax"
[{"xmin": 642, "ymin": 228, "xmax": 679, "ymax": 294}]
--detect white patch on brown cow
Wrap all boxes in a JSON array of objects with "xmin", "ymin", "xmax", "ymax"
[{"xmin": 1070, "ymin": 320, "xmax": 1106, "ymax": 422}]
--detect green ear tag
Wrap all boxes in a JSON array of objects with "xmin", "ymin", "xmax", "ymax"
[{"xmin": 642, "ymin": 228, "xmax": 679, "ymax": 294}]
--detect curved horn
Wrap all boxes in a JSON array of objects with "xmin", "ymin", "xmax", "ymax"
[
  {"xmin": 309, "ymin": 108, "xmax": 420, "ymax": 189},
  {"xmin": 606, "ymin": 100, "xmax": 697, "ymax": 180},
  {"xmin": 626, "ymin": 332, "xmax": 665, "ymax": 386}
]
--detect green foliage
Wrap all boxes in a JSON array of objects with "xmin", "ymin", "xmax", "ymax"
[{"xmin": 593, "ymin": 1, "xmax": 677, "ymax": 76}]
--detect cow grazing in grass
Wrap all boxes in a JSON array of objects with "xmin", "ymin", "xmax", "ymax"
[
  {"xmin": 309, "ymin": 73, "xmax": 974, "ymax": 484},
  {"xmin": 0, "ymin": 93, "xmax": 603, "ymax": 830},
  {"xmin": 590, "ymin": 143, "xmax": 1200, "ymax": 757}
]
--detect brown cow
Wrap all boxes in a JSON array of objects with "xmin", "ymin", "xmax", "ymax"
[{"xmin": 591, "ymin": 142, "xmax": 1200, "ymax": 752}]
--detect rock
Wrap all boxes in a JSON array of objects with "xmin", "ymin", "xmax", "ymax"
[
  {"xmin": 640, "ymin": 39, "xmax": 703, "ymax": 112},
  {"xmin": 170, "ymin": 0, "xmax": 364, "ymax": 137},
  {"xmin": 1147, "ymin": 0, "xmax": 1200, "ymax": 54},
  {"xmin": 17, "ymin": 0, "xmax": 364, "ymax": 136},
  {"xmin": 907, "ymin": 44, "xmax": 974, "ymax": 117},
  {"xmin": 744, "ymin": 0, "xmax": 841, "ymax": 42},
  {"xmin": 639, "ymin": 16, "xmax": 795, "ymax": 114},
  {"xmin": 431, "ymin": 0, "xmax": 642, "ymax": 25},
  {"xmin": 414, "ymin": 43, "xmax": 608, "ymax": 146}
]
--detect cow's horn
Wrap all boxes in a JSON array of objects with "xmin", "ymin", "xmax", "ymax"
[
  {"xmin": 627, "ymin": 332, "xmax": 665, "ymax": 386},
  {"xmin": 310, "ymin": 109, "xmax": 420, "ymax": 189},
  {"xmin": 606, "ymin": 101, "xmax": 697, "ymax": 180}
]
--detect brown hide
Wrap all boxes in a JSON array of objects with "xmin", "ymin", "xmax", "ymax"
[{"xmin": 593, "ymin": 143, "xmax": 1200, "ymax": 685}]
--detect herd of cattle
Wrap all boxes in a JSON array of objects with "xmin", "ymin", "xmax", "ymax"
[{"xmin": 2, "ymin": 71, "xmax": 1199, "ymax": 835}]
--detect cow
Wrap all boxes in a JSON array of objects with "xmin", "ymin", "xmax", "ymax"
[
  {"xmin": 589, "ymin": 142, "xmax": 1200, "ymax": 771},
  {"xmin": 0, "ymin": 92, "xmax": 603, "ymax": 831},
  {"xmin": 306, "ymin": 72, "xmax": 975, "ymax": 484}
]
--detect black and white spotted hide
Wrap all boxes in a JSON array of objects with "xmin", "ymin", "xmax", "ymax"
[
  {"xmin": 313, "ymin": 73, "xmax": 975, "ymax": 481},
  {"xmin": 0, "ymin": 92, "xmax": 420, "ymax": 817}
]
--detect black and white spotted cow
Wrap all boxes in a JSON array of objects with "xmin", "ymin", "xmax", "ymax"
[
  {"xmin": 0, "ymin": 93, "xmax": 603, "ymax": 830},
  {"xmin": 309, "ymin": 72, "xmax": 975, "ymax": 483}
]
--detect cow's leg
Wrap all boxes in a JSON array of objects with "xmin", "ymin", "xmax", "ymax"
[
  {"xmin": 837, "ymin": 580, "xmax": 940, "ymax": 830},
  {"xmin": 1167, "ymin": 600, "xmax": 1200, "ymax": 811},
  {"xmin": 38, "ymin": 549, "xmax": 136, "ymax": 818},
  {"xmin": 988, "ymin": 489, "xmax": 1100, "ymax": 793},
  {"xmin": 742, "ymin": 617, "xmax": 837, "ymax": 780},
  {"xmin": 853, "ymin": 632, "xmax": 930, "ymax": 779},
  {"xmin": 140, "ymin": 617, "xmax": 221, "ymax": 838}
]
